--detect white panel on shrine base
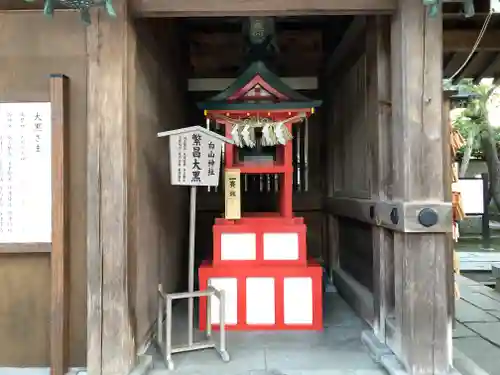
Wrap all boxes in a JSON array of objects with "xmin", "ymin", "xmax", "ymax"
[
  {"xmin": 0, "ymin": 102, "xmax": 52, "ymax": 244},
  {"xmin": 283, "ymin": 277, "xmax": 313, "ymax": 325},
  {"xmin": 208, "ymin": 277, "xmax": 238, "ymax": 324},
  {"xmin": 221, "ymin": 233, "xmax": 256, "ymax": 260},
  {"xmin": 263, "ymin": 233, "xmax": 299, "ymax": 260},
  {"xmin": 246, "ymin": 277, "xmax": 275, "ymax": 325}
]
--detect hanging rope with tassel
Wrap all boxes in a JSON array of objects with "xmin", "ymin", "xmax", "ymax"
[{"xmin": 24, "ymin": 0, "xmax": 116, "ymax": 24}]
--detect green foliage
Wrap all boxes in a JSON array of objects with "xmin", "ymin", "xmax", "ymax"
[{"xmin": 452, "ymin": 79, "xmax": 500, "ymax": 161}]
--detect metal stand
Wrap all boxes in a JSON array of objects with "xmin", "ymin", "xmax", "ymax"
[
  {"xmin": 157, "ymin": 285, "xmax": 230, "ymax": 370},
  {"xmin": 188, "ymin": 186, "xmax": 196, "ymax": 345}
]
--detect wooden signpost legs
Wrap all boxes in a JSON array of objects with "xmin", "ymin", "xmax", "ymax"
[{"xmin": 188, "ymin": 186, "xmax": 197, "ymax": 346}]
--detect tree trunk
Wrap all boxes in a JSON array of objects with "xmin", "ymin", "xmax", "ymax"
[
  {"xmin": 481, "ymin": 129, "xmax": 500, "ymax": 211},
  {"xmin": 459, "ymin": 131, "xmax": 475, "ymax": 177}
]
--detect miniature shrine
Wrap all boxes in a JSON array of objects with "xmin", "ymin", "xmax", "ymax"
[{"xmin": 196, "ymin": 17, "xmax": 323, "ymax": 331}]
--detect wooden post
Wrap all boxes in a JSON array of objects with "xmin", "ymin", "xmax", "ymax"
[
  {"xmin": 50, "ymin": 75, "xmax": 70, "ymax": 375},
  {"xmin": 482, "ymin": 172, "xmax": 491, "ymax": 243},
  {"xmin": 391, "ymin": 0, "xmax": 452, "ymax": 374},
  {"xmin": 87, "ymin": 4, "xmax": 136, "ymax": 375},
  {"xmin": 366, "ymin": 16, "xmax": 394, "ymax": 343}
]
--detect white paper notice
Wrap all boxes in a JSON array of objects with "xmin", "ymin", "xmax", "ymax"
[
  {"xmin": 0, "ymin": 102, "xmax": 52, "ymax": 243},
  {"xmin": 168, "ymin": 130, "xmax": 223, "ymax": 187}
]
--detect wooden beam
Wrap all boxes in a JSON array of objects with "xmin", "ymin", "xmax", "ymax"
[
  {"xmin": 326, "ymin": 16, "xmax": 367, "ymax": 75},
  {"xmin": 197, "ymin": 191, "xmax": 323, "ymax": 211},
  {"xmin": 188, "ymin": 77, "xmax": 318, "ymax": 91},
  {"xmin": 0, "ymin": 243, "xmax": 51, "ymax": 253},
  {"xmin": 443, "ymin": 52, "xmax": 467, "ymax": 79},
  {"xmin": 391, "ymin": 0, "xmax": 451, "ymax": 373},
  {"xmin": 87, "ymin": 4, "xmax": 136, "ymax": 375},
  {"xmin": 479, "ymin": 53, "xmax": 500, "ymax": 79},
  {"xmin": 454, "ymin": 52, "xmax": 494, "ymax": 81},
  {"xmin": 443, "ymin": 11, "xmax": 491, "ymax": 18},
  {"xmin": 324, "ymin": 196, "xmax": 451, "ymax": 233},
  {"xmin": 133, "ymin": 0, "xmax": 396, "ymax": 17},
  {"xmin": 0, "ymin": 0, "xmax": 53, "ymax": 10},
  {"xmin": 443, "ymin": 30, "xmax": 500, "ymax": 52},
  {"xmin": 50, "ymin": 74, "xmax": 70, "ymax": 375},
  {"xmin": 365, "ymin": 16, "xmax": 393, "ymax": 343}
]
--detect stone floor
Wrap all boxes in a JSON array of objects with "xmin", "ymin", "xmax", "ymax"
[
  {"xmin": 148, "ymin": 290, "xmax": 387, "ymax": 375},
  {"xmin": 453, "ymin": 275, "xmax": 500, "ymax": 375},
  {"xmin": 147, "ymin": 275, "xmax": 500, "ymax": 375}
]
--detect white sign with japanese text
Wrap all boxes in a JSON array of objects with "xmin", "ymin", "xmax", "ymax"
[
  {"xmin": 0, "ymin": 102, "xmax": 52, "ymax": 243},
  {"xmin": 169, "ymin": 130, "xmax": 223, "ymax": 187}
]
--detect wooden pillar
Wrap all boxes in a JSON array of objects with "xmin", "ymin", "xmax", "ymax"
[
  {"xmin": 50, "ymin": 75, "xmax": 70, "ymax": 375},
  {"xmin": 366, "ymin": 16, "xmax": 394, "ymax": 343},
  {"xmin": 87, "ymin": 3, "xmax": 136, "ymax": 375},
  {"xmin": 390, "ymin": 0, "xmax": 452, "ymax": 374}
]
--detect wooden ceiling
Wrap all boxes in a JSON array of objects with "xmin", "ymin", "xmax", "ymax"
[
  {"xmin": 442, "ymin": 0, "xmax": 500, "ymax": 82},
  {"xmin": 4, "ymin": 0, "xmax": 500, "ymax": 81},
  {"xmin": 182, "ymin": 0, "xmax": 500, "ymax": 81},
  {"xmin": 184, "ymin": 15, "xmax": 351, "ymax": 78}
]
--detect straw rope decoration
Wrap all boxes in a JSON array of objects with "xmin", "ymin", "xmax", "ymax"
[{"xmin": 215, "ymin": 113, "xmax": 303, "ymax": 148}]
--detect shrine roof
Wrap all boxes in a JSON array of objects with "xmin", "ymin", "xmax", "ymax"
[
  {"xmin": 197, "ymin": 61, "xmax": 322, "ymax": 111},
  {"xmin": 157, "ymin": 125, "xmax": 234, "ymax": 144}
]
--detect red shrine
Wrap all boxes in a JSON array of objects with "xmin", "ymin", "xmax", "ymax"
[{"xmin": 197, "ymin": 61, "xmax": 323, "ymax": 331}]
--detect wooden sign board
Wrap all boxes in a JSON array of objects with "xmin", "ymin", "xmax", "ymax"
[
  {"xmin": 225, "ymin": 169, "xmax": 241, "ymax": 220},
  {"xmin": 457, "ymin": 178, "xmax": 484, "ymax": 215},
  {"xmin": 159, "ymin": 126, "xmax": 231, "ymax": 187},
  {"xmin": 0, "ymin": 102, "xmax": 52, "ymax": 243}
]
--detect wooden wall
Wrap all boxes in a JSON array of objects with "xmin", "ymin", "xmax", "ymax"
[
  {"xmin": 0, "ymin": 13, "xmax": 190, "ymax": 368},
  {"xmin": 0, "ymin": 11, "xmax": 87, "ymax": 366},
  {"xmin": 326, "ymin": 23, "xmax": 375, "ymax": 291},
  {"xmin": 128, "ymin": 19, "xmax": 189, "ymax": 345}
]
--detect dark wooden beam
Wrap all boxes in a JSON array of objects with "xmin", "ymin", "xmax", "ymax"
[
  {"xmin": 443, "ymin": 12, "xmax": 491, "ymax": 19},
  {"xmin": 50, "ymin": 74, "xmax": 70, "ymax": 375},
  {"xmin": 454, "ymin": 52, "xmax": 494, "ymax": 81},
  {"xmin": 443, "ymin": 52, "xmax": 469, "ymax": 79},
  {"xmin": 87, "ymin": 3, "xmax": 136, "ymax": 375},
  {"xmin": 0, "ymin": 0, "xmax": 65, "ymax": 10},
  {"xmin": 443, "ymin": 30, "xmax": 500, "ymax": 52},
  {"xmin": 479, "ymin": 53, "xmax": 500, "ymax": 79},
  {"xmin": 132, "ymin": 0, "xmax": 396, "ymax": 17},
  {"xmin": 325, "ymin": 16, "xmax": 367, "ymax": 75},
  {"xmin": 324, "ymin": 196, "xmax": 451, "ymax": 233},
  {"xmin": 390, "ymin": 0, "xmax": 451, "ymax": 373},
  {"xmin": 197, "ymin": 191, "xmax": 323, "ymax": 212}
]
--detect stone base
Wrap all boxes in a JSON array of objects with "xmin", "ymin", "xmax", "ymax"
[{"xmin": 361, "ymin": 330, "xmax": 465, "ymax": 375}]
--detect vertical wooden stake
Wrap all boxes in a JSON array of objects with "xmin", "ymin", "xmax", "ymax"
[{"xmin": 50, "ymin": 74, "xmax": 70, "ymax": 375}]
